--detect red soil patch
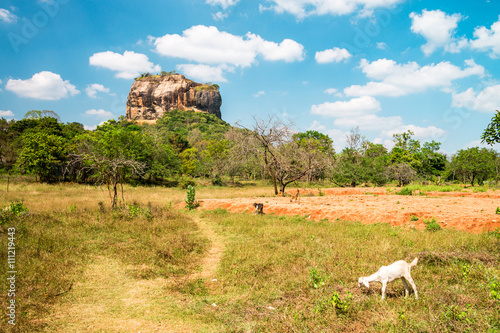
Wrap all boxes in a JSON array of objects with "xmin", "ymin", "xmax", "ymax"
[{"xmin": 194, "ymin": 188, "xmax": 500, "ymax": 233}]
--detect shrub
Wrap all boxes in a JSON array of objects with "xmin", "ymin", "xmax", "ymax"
[
  {"xmin": 308, "ymin": 267, "xmax": 324, "ymax": 289},
  {"xmin": 179, "ymin": 178, "xmax": 196, "ymax": 189},
  {"xmin": 396, "ymin": 187, "xmax": 413, "ymax": 195},
  {"xmin": 490, "ymin": 276, "xmax": 500, "ymax": 300},
  {"xmin": 410, "ymin": 215, "xmax": 419, "ymax": 221},
  {"xmin": 211, "ymin": 176, "xmax": 224, "ymax": 186},
  {"xmin": 185, "ymin": 185, "xmax": 199, "ymax": 210},
  {"xmin": 424, "ymin": 217, "xmax": 441, "ymax": 231},
  {"xmin": 496, "ymin": 207, "xmax": 500, "ymax": 215},
  {"xmin": 330, "ymin": 291, "xmax": 353, "ymax": 314}
]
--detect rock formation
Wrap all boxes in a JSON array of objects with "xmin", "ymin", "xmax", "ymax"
[{"xmin": 126, "ymin": 73, "xmax": 222, "ymax": 122}]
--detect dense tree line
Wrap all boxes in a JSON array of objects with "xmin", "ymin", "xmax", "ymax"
[{"xmin": 2, "ymin": 110, "xmax": 500, "ymax": 200}]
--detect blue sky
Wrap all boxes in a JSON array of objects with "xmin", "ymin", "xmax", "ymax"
[{"xmin": 1, "ymin": 0, "xmax": 500, "ymax": 154}]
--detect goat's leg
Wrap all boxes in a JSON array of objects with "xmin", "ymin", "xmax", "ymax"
[
  {"xmin": 401, "ymin": 277, "xmax": 409, "ymax": 298},
  {"xmin": 381, "ymin": 281, "xmax": 387, "ymax": 300},
  {"xmin": 405, "ymin": 275, "xmax": 418, "ymax": 299}
]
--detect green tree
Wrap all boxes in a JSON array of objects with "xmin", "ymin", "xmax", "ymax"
[
  {"xmin": 179, "ymin": 147, "xmax": 200, "ymax": 177},
  {"xmin": 450, "ymin": 147, "xmax": 497, "ymax": 185},
  {"xmin": 481, "ymin": 110, "xmax": 500, "ymax": 145},
  {"xmin": 72, "ymin": 122, "xmax": 146, "ymax": 207},
  {"xmin": 17, "ymin": 132, "xmax": 68, "ymax": 182}
]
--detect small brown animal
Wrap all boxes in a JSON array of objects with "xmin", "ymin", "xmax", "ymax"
[
  {"xmin": 253, "ymin": 203, "xmax": 264, "ymax": 215},
  {"xmin": 289, "ymin": 189, "xmax": 300, "ymax": 203}
]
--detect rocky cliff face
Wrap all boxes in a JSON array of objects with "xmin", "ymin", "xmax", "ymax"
[{"xmin": 126, "ymin": 74, "xmax": 222, "ymax": 122}]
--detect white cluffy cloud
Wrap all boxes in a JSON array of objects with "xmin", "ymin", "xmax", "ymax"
[
  {"xmin": 86, "ymin": 84, "xmax": 110, "ymax": 98},
  {"xmin": 151, "ymin": 25, "xmax": 304, "ymax": 82},
  {"xmin": 469, "ymin": 15, "xmax": 500, "ymax": 58},
  {"xmin": 310, "ymin": 96, "xmax": 403, "ymax": 131},
  {"xmin": 206, "ymin": 0, "xmax": 239, "ymax": 9},
  {"xmin": 151, "ymin": 25, "xmax": 304, "ymax": 67},
  {"xmin": 85, "ymin": 109, "xmax": 114, "ymax": 118},
  {"xmin": 315, "ymin": 47, "xmax": 351, "ymax": 64},
  {"xmin": 261, "ymin": 0, "xmax": 403, "ymax": 19},
  {"xmin": 311, "ymin": 96, "xmax": 380, "ymax": 117},
  {"xmin": 410, "ymin": 9, "xmax": 466, "ymax": 56},
  {"xmin": 324, "ymin": 88, "xmax": 338, "ymax": 94},
  {"xmin": 176, "ymin": 64, "xmax": 230, "ymax": 82},
  {"xmin": 6, "ymin": 71, "xmax": 80, "ymax": 100},
  {"xmin": 0, "ymin": 110, "xmax": 15, "ymax": 117},
  {"xmin": 344, "ymin": 58, "xmax": 484, "ymax": 97},
  {"xmin": 212, "ymin": 11, "xmax": 228, "ymax": 21},
  {"xmin": 89, "ymin": 51, "xmax": 161, "ymax": 79},
  {"xmin": 382, "ymin": 125, "xmax": 446, "ymax": 140},
  {"xmin": 0, "ymin": 8, "xmax": 17, "ymax": 24},
  {"xmin": 452, "ymin": 85, "xmax": 500, "ymax": 113}
]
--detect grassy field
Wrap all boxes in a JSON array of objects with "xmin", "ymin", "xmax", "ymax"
[{"xmin": 0, "ymin": 178, "xmax": 499, "ymax": 332}]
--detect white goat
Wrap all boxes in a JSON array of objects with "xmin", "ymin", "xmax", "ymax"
[{"xmin": 358, "ymin": 258, "xmax": 418, "ymax": 300}]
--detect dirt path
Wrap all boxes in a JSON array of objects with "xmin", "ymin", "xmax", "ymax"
[
  {"xmin": 44, "ymin": 214, "xmax": 224, "ymax": 332},
  {"xmin": 188, "ymin": 216, "xmax": 224, "ymax": 281}
]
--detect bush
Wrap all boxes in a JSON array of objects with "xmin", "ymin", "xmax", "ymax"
[
  {"xmin": 396, "ymin": 187, "xmax": 413, "ymax": 195},
  {"xmin": 185, "ymin": 185, "xmax": 199, "ymax": 210},
  {"xmin": 424, "ymin": 217, "xmax": 441, "ymax": 231},
  {"xmin": 179, "ymin": 178, "xmax": 196, "ymax": 189},
  {"xmin": 211, "ymin": 176, "xmax": 224, "ymax": 186}
]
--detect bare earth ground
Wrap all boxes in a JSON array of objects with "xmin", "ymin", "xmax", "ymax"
[{"xmin": 197, "ymin": 187, "xmax": 500, "ymax": 233}]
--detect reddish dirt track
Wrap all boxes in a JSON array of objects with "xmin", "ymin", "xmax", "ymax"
[{"xmin": 195, "ymin": 188, "xmax": 500, "ymax": 233}]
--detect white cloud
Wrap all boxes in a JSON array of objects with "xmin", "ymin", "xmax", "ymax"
[
  {"xmin": 311, "ymin": 96, "xmax": 381, "ymax": 117},
  {"xmin": 150, "ymin": 25, "xmax": 304, "ymax": 68},
  {"xmin": 6, "ymin": 71, "xmax": 80, "ymax": 100},
  {"xmin": 452, "ymin": 85, "xmax": 500, "ymax": 113},
  {"xmin": 334, "ymin": 114, "xmax": 403, "ymax": 131},
  {"xmin": 0, "ymin": 110, "xmax": 15, "ymax": 117},
  {"xmin": 86, "ymin": 84, "xmax": 110, "ymax": 98},
  {"xmin": 84, "ymin": 124, "xmax": 97, "ymax": 131},
  {"xmin": 263, "ymin": 0, "xmax": 403, "ymax": 19},
  {"xmin": 315, "ymin": 47, "xmax": 351, "ymax": 64},
  {"xmin": 324, "ymin": 88, "xmax": 338, "ymax": 94},
  {"xmin": 344, "ymin": 58, "xmax": 484, "ymax": 97},
  {"xmin": 469, "ymin": 15, "xmax": 500, "ymax": 58},
  {"xmin": 376, "ymin": 42, "xmax": 387, "ymax": 49},
  {"xmin": 253, "ymin": 90, "xmax": 266, "ymax": 97},
  {"xmin": 212, "ymin": 11, "xmax": 228, "ymax": 21},
  {"xmin": 0, "ymin": 8, "xmax": 17, "ymax": 24},
  {"xmin": 410, "ymin": 9, "xmax": 466, "ymax": 56},
  {"xmin": 89, "ymin": 51, "xmax": 161, "ymax": 79},
  {"xmin": 382, "ymin": 124, "xmax": 446, "ymax": 139},
  {"xmin": 176, "ymin": 64, "xmax": 229, "ymax": 82},
  {"xmin": 85, "ymin": 109, "xmax": 114, "ymax": 118},
  {"xmin": 206, "ymin": 0, "xmax": 239, "ymax": 9}
]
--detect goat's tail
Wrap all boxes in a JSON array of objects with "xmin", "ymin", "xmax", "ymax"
[{"xmin": 409, "ymin": 257, "xmax": 418, "ymax": 268}]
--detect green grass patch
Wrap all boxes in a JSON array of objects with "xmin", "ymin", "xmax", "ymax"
[{"xmin": 184, "ymin": 210, "xmax": 500, "ymax": 332}]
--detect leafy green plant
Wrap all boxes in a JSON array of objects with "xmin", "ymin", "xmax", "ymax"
[
  {"xmin": 7, "ymin": 200, "xmax": 28, "ymax": 216},
  {"xmin": 330, "ymin": 291, "xmax": 353, "ymax": 314},
  {"xmin": 185, "ymin": 185, "xmax": 199, "ymax": 210},
  {"xmin": 128, "ymin": 202, "xmax": 142, "ymax": 217},
  {"xmin": 396, "ymin": 187, "xmax": 413, "ymax": 195},
  {"xmin": 496, "ymin": 207, "xmax": 500, "ymax": 215},
  {"xmin": 0, "ymin": 200, "xmax": 29, "ymax": 225},
  {"xmin": 410, "ymin": 215, "xmax": 419, "ymax": 221},
  {"xmin": 69, "ymin": 204, "xmax": 77, "ymax": 213},
  {"xmin": 424, "ymin": 217, "xmax": 441, "ymax": 231},
  {"xmin": 308, "ymin": 267, "xmax": 324, "ymax": 289},
  {"xmin": 490, "ymin": 277, "xmax": 500, "ymax": 300}
]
